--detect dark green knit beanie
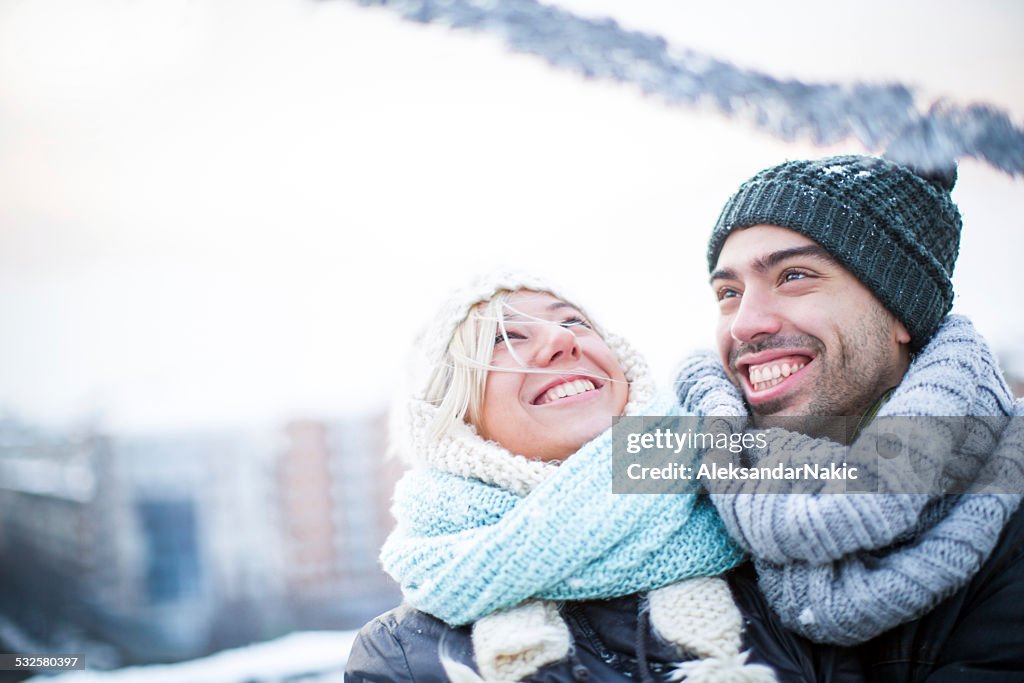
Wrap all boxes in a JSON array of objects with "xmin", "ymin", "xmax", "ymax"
[{"xmin": 707, "ymin": 155, "xmax": 962, "ymax": 351}]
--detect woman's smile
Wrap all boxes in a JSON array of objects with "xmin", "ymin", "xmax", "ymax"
[
  {"xmin": 476, "ymin": 291, "xmax": 629, "ymax": 461},
  {"xmin": 531, "ymin": 374, "xmax": 603, "ymax": 405}
]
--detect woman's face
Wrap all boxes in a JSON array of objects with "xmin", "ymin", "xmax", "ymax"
[{"xmin": 474, "ymin": 290, "xmax": 629, "ymax": 461}]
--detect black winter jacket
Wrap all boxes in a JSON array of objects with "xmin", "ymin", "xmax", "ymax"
[
  {"xmin": 856, "ymin": 503, "xmax": 1024, "ymax": 682},
  {"xmin": 348, "ymin": 504, "xmax": 1024, "ymax": 683},
  {"xmin": 345, "ymin": 564, "xmax": 864, "ymax": 682}
]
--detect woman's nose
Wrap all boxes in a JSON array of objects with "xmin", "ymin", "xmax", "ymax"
[{"xmin": 532, "ymin": 322, "xmax": 581, "ymax": 367}]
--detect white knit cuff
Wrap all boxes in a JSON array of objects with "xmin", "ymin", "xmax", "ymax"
[{"xmin": 471, "ymin": 600, "xmax": 571, "ymax": 682}]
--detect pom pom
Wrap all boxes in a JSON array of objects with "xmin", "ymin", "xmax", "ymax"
[
  {"xmin": 668, "ymin": 651, "xmax": 777, "ymax": 683},
  {"xmin": 913, "ymin": 164, "xmax": 957, "ymax": 192}
]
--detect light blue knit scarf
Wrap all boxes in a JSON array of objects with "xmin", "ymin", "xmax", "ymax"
[
  {"xmin": 381, "ymin": 392, "xmax": 745, "ymax": 627},
  {"xmin": 676, "ymin": 315, "xmax": 1024, "ymax": 645}
]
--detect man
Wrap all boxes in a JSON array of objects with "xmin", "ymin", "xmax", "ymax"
[{"xmin": 677, "ymin": 154, "xmax": 1024, "ymax": 681}]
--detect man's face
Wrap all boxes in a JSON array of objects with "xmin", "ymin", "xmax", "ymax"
[{"xmin": 711, "ymin": 225, "xmax": 911, "ymax": 423}]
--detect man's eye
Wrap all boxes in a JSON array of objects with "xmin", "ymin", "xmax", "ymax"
[
  {"xmin": 781, "ymin": 270, "xmax": 809, "ymax": 283},
  {"xmin": 560, "ymin": 317, "xmax": 591, "ymax": 329},
  {"xmin": 716, "ymin": 287, "xmax": 740, "ymax": 301}
]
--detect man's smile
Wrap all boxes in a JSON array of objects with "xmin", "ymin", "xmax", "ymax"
[{"xmin": 734, "ymin": 349, "xmax": 817, "ymax": 405}]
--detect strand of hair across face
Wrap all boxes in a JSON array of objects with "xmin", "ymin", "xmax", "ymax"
[{"xmin": 435, "ymin": 299, "xmax": 631, "ymax": 392}]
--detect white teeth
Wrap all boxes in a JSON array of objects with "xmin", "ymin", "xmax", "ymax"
[
  {"xmin": 541, "ymin": 379, "xmax": 598, "ymax": 404},
  {"xmin": 748, "ymin": 360, "xmax": 810, "ymax": 392},
  {"xmin": 757, "ymin": 377, "xmax": 782, "ymax": 391}
]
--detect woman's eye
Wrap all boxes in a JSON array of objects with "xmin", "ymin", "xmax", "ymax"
[
  {"xmin": 560, "ymin": 317, "xmax": 591, "ymax": 329},
  {"xmin": 495, "ymin": 331, "xmax": 525, "ymax": 345}
]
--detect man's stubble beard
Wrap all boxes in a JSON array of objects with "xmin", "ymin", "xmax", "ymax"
[{"xmin": 732, "ymin": 306, "xmax": 901, "ymax": 436}]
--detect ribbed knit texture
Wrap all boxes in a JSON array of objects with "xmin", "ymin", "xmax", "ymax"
[
  {"xmin": 676, "ymin": 315, "xmax": 1024, "ymax": 645},
  {"xmin": 707, "ymin": 155, "xmax": 962, "ymax": 350}
]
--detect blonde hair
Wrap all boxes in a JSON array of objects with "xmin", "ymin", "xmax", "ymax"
[
  {"xmin": 424, "ymin": 292, "xmax": 510, "ymax": 438},
  {"xmin": 422, "ymin": 289, "xmax": 610, "ymax": 440}
]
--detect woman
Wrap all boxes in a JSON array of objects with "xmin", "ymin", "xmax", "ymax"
[{"xmin": 345, "ymin": 273, "xmax": 859, "ymax": 682}]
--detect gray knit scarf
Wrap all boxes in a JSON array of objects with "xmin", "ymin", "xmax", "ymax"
[{"xmin": 675, "ymin": 315, "xmax": 1024, "ymax": 645}]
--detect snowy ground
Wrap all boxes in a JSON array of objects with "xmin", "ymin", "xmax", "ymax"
[{"xmin": 27, "ymin": 631, "xmax": 358, "ymax": 683}]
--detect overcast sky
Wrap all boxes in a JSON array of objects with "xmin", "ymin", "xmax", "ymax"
[{"xmin": 1, "ymin": 0, "xmax": 1022, "ymax": 432}]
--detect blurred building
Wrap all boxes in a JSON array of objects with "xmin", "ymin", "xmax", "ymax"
[
  {"xmin": 276, "ymin": 414, "xmax": 402, "ymax": 628},
  {"xmin": 0, "ymin": 410, "xmax": 401, "ymax": 666},
  {"xmin": 111, "ymin": 430, "xmax": 286, "ymax": 658},
  {"xmin": 0, "ymin": 418, "xmax": 115, "ymax": 661}
]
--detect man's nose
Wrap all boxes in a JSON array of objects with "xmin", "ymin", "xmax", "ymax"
[
  {"xmin": 729, "ymin": 289, "xmax": 783, "ymax": 343},
  {"xmin": 532, "ymin": 322, "xmax": 581, "ymax": 367}
]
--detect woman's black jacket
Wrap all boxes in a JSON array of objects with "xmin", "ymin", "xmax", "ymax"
[{"xmin": 345, "ymin": 564, "xmax": 863, "ymax": 682}]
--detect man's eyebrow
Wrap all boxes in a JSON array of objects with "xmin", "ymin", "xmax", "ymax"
[
  {"xmin": 709, "ymin": 245, "xmax": 835, "ymax": 283},
  {"xmin": 756, "ymin": 245, "xmax": 835, "ymax": 272},
  {"xmin": 709, "ymin": 268, "xmax": 737, "ymax": 284}
]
